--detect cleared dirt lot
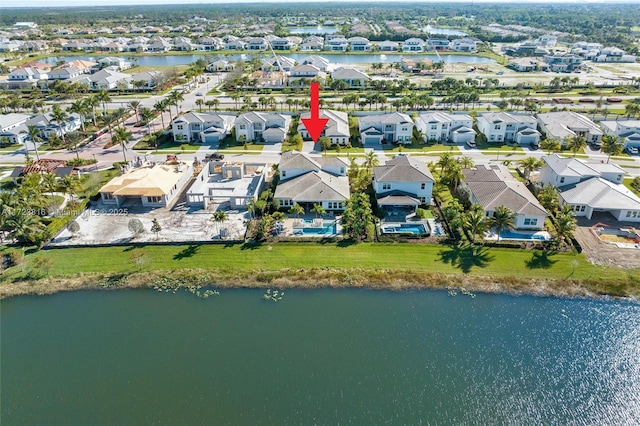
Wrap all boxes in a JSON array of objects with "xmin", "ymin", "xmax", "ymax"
[
  {"xmin": 573, "ymin": 212, "xmax": 640, "ymax": 268},
  {"xmin": 49, "ymin": 201, "xmax": 249, "ymax": 246}
]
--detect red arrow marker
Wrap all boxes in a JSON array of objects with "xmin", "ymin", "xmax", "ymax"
[{"xmin": 300, "ymin": 81, "xmax": 329, "ymax": 143}]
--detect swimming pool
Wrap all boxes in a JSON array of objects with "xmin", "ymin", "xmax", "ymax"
[
  {"xmin": 301, "ymin": 224, "xmax": 338, "ymax": 235},
  {"xmin": 382, "ymin": 223, "xmax": 429, "ymax": 235},
  {"xmin": 499, "ymin": 229, "xmax": 551, "ymax": 241}
]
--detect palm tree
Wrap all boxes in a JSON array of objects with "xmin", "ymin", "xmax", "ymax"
[
  {"xmin": 601, "ymin": 134, "xmax": 623, "ymax": 163},
  {"xmin": 540, "ymin": 137, "xmax": 561, "ymax": 155},
  {"xmin": 464, "ymin": 204, "xmax": 488, "ymax": 247},
  {"xmin": 566, "ymin": 135, "xmax": 587, "ymax": 157},
  {"xmin": 537, "ymin": 184, "xmax": 559, "ymax": 214},
  {"xmin": 311, "ymin": 203, "xmax": 326, "ymax": 218},
  {"xmin": 97, "ymin": 89, "xmax": 111, "ymax": 114},
  {"xmin": 457, "ymin": 156, "xmax": 474, "ymax": 169},
  {"xmin": 444, "ymin": 162, "xmax": 464, "ymax": 192},
  {"xmin": 212, "ymin": 209, "xmax": 228, "ymax": 237},
  {"xmin": 61, "ymin": 175, "xmax": 81, "ymax": 202},
  {"xmin": 6, "ymin": 209, "xmax": 44, "ymax": 245},
  {"xmin": 490, "ymin": 206, "xmax": 516, "ymax": 242},
  {"xmin": 554, "ymin": 204, "xmax": 577, "ymax": 246},
  {"xmin": 289, "ymin": 202, "xmax": 304, "ymax": 218},
  {"xmin": 518, "ymin": 156, "xmax": 544, "ymax": 180},
  {"xmin": 154, "ymin": 100, "xmax": 169, "ymax": 131},
  {"xmin": 113, "ymin": 127, "xmax": 132, "ymax": 162},
  {"xmin": 140, "ymin": 108, "xmax": 155, "ymax": 135},
  {"xmin": 51, "ymin": 104, "xmax": 72, "ymax": 157},
  {"xmin": 168, "ymin": 90, "xmax": 184, "ymax": 118},
  {"xmin": 68, "ymin": 99, "xmax": 88, "ymax": 132},
  {"xmin": 26, "ymin": 125, "xmax": 42, "ymax": 161},
  {"xmin": 364, "ymin": 151, "xmax": 379, "ymax": 169},
  {"xmin": 42, "ymin": 172, "xmax": 57, "ymax": 197},
  {"xmin": 195, "ymin": 98, "xmax": 204, "ymax": 112},
  {"xmin": 437, "ymin": 152, "xmax": 456, "ymax": 175},
  {"xmin": 129, "ymin": 100, "xmax": 141, "ymax": 123},
  {"xmin": 85, "ymin": 95, "xmax": 100, "ymax": 125}
]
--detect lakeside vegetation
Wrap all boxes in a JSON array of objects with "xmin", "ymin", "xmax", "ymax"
[{"xmin": 1, "ymin": 242, "xmax": 639, "ymax": 300}]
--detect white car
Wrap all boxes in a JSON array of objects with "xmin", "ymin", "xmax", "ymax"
[
  {"xmin": 627, "ymin": 146, "xmax": 638, "ymax": 155},
  {"xmin": 466, "ymin": 140, "xmax": 477, "ymax": 148}
]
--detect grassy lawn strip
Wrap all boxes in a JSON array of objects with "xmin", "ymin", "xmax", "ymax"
[{"xmin": 8, "ymin": 242, "xmax": 630, "ymax": 284}]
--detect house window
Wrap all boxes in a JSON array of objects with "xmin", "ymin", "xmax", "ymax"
[
  {"xmin": 442, "ymin": 124, "xmax": 448, "ymax": 129},
  {"xmin": 239, "ymin": 124, "xmax": 246, "ymax": 130},
  {"xmin": 282, "ymin": 170, "xmax": 287, "ymax": 177},
  {"xmin": 617, "ymin": 175, "xmax": 622, "ymax": 181},
  {"xmin": 581, "ymin": 205, "xmax": 586, "ymax": 212},
  {"xmin": 494, "ymin": 125, "xmax": 501, "ymax": 130},
  {"xmin": 147, "ymin": 196, "xmax": 161, "ymax": 203},
  {"xmin": 421, "ymin": 183, "xmax": 426, "ymax": 190},
  {"xmin": 177, "ymin": 124, "xmax": 183, "ymax": 130},
  {"xmin": 524, "ymin": 218, "xmax": 538, "ymax": 226},
  {"xmin": 560, "ymin": 177, "xmax": 565, "ymax": 184},
  {"xmin": 490, "ymin": 136, "xmax": 495, "ymax": 141},
  {"xmin": 431, "ymin": 125, "xmax": 437, "ymax": 130},
  {"xmin": 340, "ymin": 167, "xmax": 345, "ymax": 174},
  {"xmin": 419, "ymin": 197, "xmax": 426, "ymax": 203},
  {"xmin": 103, "ymin": 192, "xmax": 113, "ymax": 200},
  {"xmin": 342, "ymin": 138, "xmax": 346, "ymax": 144},
  {"xmin": 382, "ymin": 183, "xmax": 391, "ymax": 190}
]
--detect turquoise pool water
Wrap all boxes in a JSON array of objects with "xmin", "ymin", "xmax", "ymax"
[
  {"xmin": 301, "ymin": 224, "xmax": 337, "ymax": 235},
  {"xmin": 500, "ymin": 229, "xmax": 549, "ymax": 241},
  {"xmin": 382, "ymin": 224, "xmax": 428, "ymax": 235}
]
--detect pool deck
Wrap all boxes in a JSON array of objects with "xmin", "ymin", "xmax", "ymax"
[
  {"xmin": 275, "ymin": 216, "xmax": 342, "ymax": 238},
  {"xmin": 484, "ymin": 229, "xmax": 552, "ymax": 242}
]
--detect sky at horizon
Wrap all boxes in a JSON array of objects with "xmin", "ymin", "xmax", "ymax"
[{"xmin": 1, "ymin": 0, "xmax": 629, "ymax": 9}]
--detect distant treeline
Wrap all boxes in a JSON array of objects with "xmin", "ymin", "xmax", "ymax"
[{"xmin": 0, "ymin": 2, "xmax": 638, "ymax": 52}]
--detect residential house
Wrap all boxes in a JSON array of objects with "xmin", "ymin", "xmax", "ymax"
[
  {"xmin": 402, "ymin": 38, "xmax": 426, "ymax": 52},
  {"xmin": 460, "ymin": 164, "xmax": 548, "ymax": 230},
  {"xmin": 172, "ymin": 112, "xmax": 236, "ymax": 144},
  {"xmin": 331, "ymin": 67, "xmax": 369, "ymax": 87},
  {"xmin": 377, "ymin": 40, "xmax": 399, "ymax": 51},
  {"xmin": 269, "ymin": 36, "xmax": 295, "ymax": 51},
  {"xmin": 508, "ymin": 57, "xmax": 546, "ymax": 72},
  {"xmin": 48, "ymin": 66, "xmax": 83, "ymax": 80},
  {"xmin": 147, "ymin": 39, "xmax": 172, "ymax": 52},
  {"xmin": 476, "ymin": 112, "xmax": 539, "ymax": 145},
  {"xmin": 0, "ymin": 113, "xmax": 31, "ymax": 133},
  {"xmin": 275, "ymin": 150, "xmax": 350, "ymax": 212},
  {"xmin": 0, "ymin": 113, "xmax": 32, "ymax": 144},
  {"xmin": 536, "ymin": 35, "xmax": 557, "ymax": 48},
  {"xmin": 186, "ymin": 161, "xmax": 265, "ymax": 210},
  {"xmin": 260, "ymin": 56, "xmax": 296, "ymax": 73},
  {"xmin": 97, "ymin": 57, "xmax": 132, "ymax": 71},
  {"xmin": 593, "ymin": 46, "xmax": 636, "ymax": 63},
  {"xmin": 373, "ymin": 154, "xmax": 435, "ymax": 209},
  {"xmin": 299, "ymin": 39, "xmax": 324, "ymax": 51},
  {"xmin": 400, "ymin": 58, "xmax": 433, "ymax": 73},
  {"xmin": 359, "ymin": 112, "xmax": 414, "ymax": 145},
  {"xmin": 298, "ymin": 55, "xmax": 330, "ymax": 71},
  {"xmin": 537, "ymin": 112, "xmax": 603, "ymax": 147},
  {"xmin": 10, "ymin": 159, "xmax": 77, "ymax": 184},
  {"xmin": 543, "ymin": 53, "xmax": 582, "ymax": 72},
  {"xmin": 77, "ymin": 69, "xmax": 131, "ymax": 91},
  {"xmin": 298, "ymin": 109, "xmax": 349, "ymax": 145},
  {"xmin": 558, "ymin": 177, "xmax": 640, "ymax": 222},
  {"xmin": 99, "ymin": 161, "xmax": 194, "ymax": 208},
  {"xmin": 245, "ymin": 37, "xmax": 268, "ymax": 51},
  {"xmin": 197, "ymin": 36, "xmax": 223, "ymax": 51},
  {"xmin": 6, "ymin": 67, "xmax": 48, "ymax": 85},
  {"xmin": 539, "ymin": 153, "xmax": 625, "ymax": 187},
  {"xmin": 426, "ymin": 39, "xmax": 451, "ymax": 51},
  {"xmin": 26, "ymin": 113, "xmax": 84, "ymax": 140},
  {"xmin": 235, "ymin": 112, "xmax": 291, "ymax": 144},
  {"xmin": 450, "ymin": 38, "xmax": 478, "ymax": 52},
  {"xmin": 415, "ymin": 112, "xmax": 475, "ymax": 144},
  {"xmin": 289, "ymin": 64, "xmax": 325, "ymax": 85},
  {"xmin": 347, "ymin": 36, "xmax": 372, "ymax": 51},
  {"xmin": 206, "ymin": 60, "xmax": 235, "ymax": 72},
  {"xmin": 600, "ymin": 120, "xmax": 640, "ymax": 150},
  {"xmin": 224, "ymin": 38, "xmax": 246, "ymax": 50},
  {"xmin": 129, "ymin": 71, "xmax": 162, "ymax": 90},
  {"xmin": 324, "ymin": 35, "xmax": 348, "ymax": 51}
]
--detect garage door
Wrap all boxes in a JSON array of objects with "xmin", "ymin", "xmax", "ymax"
[
  {"xmin": 204, "ymin": 135, "xmax": 219, "ymax": 144},
  {"xmin": 365, "ymin": 137, "xmax": 380, "ymax": 144}
]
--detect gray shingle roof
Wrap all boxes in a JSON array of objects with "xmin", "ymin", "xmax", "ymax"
[
  {"xmin": 560, "ymin": 177, "xmax": 640, "ymax": 210},
  {"xmin": 463, "ymin": 165, "xmax": 547, "ymax": 216},
  {"xmin": 275, "ymin": 170, "xmax": 350, "ymax": 202},
  {"xmin": 373, "ymin": 155, "xmax": 434, "ymax": 183},
  {"xmin": 279, "ymin": 150, "xmax": 320, "ymax": 172}
]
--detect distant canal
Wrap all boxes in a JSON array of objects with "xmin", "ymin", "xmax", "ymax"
[
  {"xmin": 288, "ymin": 26, "xmax": 339, "ymax": 35},
  {"xmin": 3, "ymin": 288, "xmax": 638, "ymax": 425},
  {"xmin": 422, "ymin": 26, "xmax": 468, "ymax": 36},
  {"xmin": 44, "ymin": 53, "xmax": 494, "ymax": 67}
]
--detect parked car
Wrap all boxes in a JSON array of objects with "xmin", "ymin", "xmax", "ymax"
[
  {"xmin": 205, "ymin": 153, "xmax": 225, "ymax": 161},
  {"xmin": 195, "ymin": 92, "xmax": 203, "ymax": 96},
  {"xmin": 530, "ymin": 141, "xmax": 539, "ymax": 150},
  {"xmin": 91, "ymin": 131, "xmax": 104, "ymax": 140},
  {"xmin": 466, "ymin": 140, "xmax": 477, "ymax": 148},
  {"xmin": 626, "ymin": 146, "xmax": 638, "ymax": 155}
]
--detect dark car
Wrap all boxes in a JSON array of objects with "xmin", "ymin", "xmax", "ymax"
[
  {"xmin": 205, "ymin": 153, "xmax": 225, "ymax": 161},
  {"xmin": 530, "ymin": 141, "xmax": 539, "ymax": 150}
]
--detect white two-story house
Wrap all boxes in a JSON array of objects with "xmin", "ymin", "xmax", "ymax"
[
  {"xmin": 275, "ymin": 150, "xmax": 350, "ymax": 212},
  {"xmin": 373, "ymin": 154, "xmax": 435, "ymax": 210},
  {"xmin": 235, "ymin": 112, "xmax": 291, "ymax": 144},
  {"xmin": 172, "ymin": 112, "xmax": 236, "ymax": 144},
  {"xmin": 537, "ymin": 112, "xmax": 603, "ymax": 147},
  {"xmin": 359, "ymin": 113, "xmax": 414, "ymax": 145},
  {"xmin": 402, "ymin": 38, "xmax": 426, "ymax": 52},
  {"xmin": 415, "ymin": 112, "xmax": 475, "ymax": 144},
  {"xmin": 298, "ymin": 109, "xmax": 350, "ymax": 145},
  {"xmin": 600, "ymin": 120, "xmax": 640, "ymax": 151},
  {"xmin": 477, "ymin": 112, "xmax": 539, "ymax": 145},
  {"xmin": 347, "ymin": 36, "xmax": 371, "ymax": 51}
]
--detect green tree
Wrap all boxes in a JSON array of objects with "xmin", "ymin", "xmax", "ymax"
[
  {"xmin": 212, "ymin": 209, "xmax": 229, "ymax": 237},
  {"xmin": 288, "ymin": 202, "xmax": 304, "ymax": 218},
  {"xmin": 319, "ymin": 136, "xmax": 331, "ymax": 154},
  {"xmin": 540, "ymin": 137, "xmax": 561, "ymax": 155},
  {"xmin": 464, "ymin": 204, "xmax": 488, "ymax": 248},
  {"xmin": 342, "ymin": 192, "xmax": 373, "ymax": 241},
  {"xmin": 490, "ymin": 205, "xmax": 516, "ymax": 242},
  {"xmin": 554, "ymin": 204, "xmax": 577, "ymax": 246},
  {"xmin": 128, "ymin": 218, "xmax": 145, "ymax": 236},
  {"xmin": 518, "ymin": 156, "xmax": 544, "ymax": 180},
  {"xmin": 311, "ymin": 203, "xmax": 326, "ymax": 218},
  {"xmin": 150, "ymin": 218, "xmax": 162, "ymax": 240},
  {"xmin": 26, "ymin": 125, "xmax": 42, "ymax": 161},
  {"xmin": 601, "ymin": 134, "xmax": 623, "ymax": 163},
  {"xmin": 364, "ymin": 151, "xmax": 379, "ymax": 169},
  {"xmin": 537, "ymin": 184, "xmax": 559, "ymax": 214},
  {"xmin": 113, "ymin": 127, "xmax": 132, "ymax": 162},
  {"xmin": 51, "ymin": 104, "xmax": 72, "ymax": 157},
  {"xmin": 566, "ymin": 135, "xmax": 587, "ymax": 157}
]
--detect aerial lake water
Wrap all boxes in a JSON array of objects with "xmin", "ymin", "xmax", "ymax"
[
  {"xmin": 2, "ymin": 288, "xmax": 638, "ymax": 424},
  {"xmin": 45, "ymin": 53, "xmax": 494, "ymax": 67}
]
